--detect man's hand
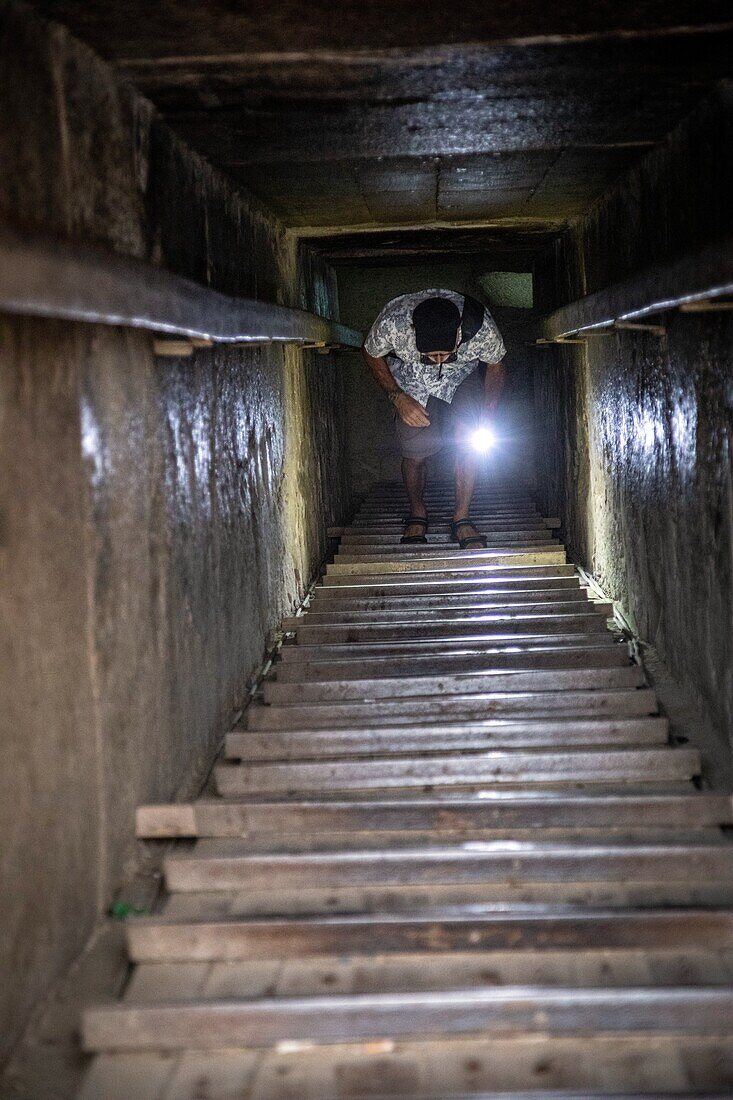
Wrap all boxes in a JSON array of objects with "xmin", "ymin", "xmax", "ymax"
[
  {"xmin": 362, "ymin": 346, "xmax": 431, "ymax": 427},
  {"xmin": 394, "ymin": 392, "xmax": 431, "ymax": 427}
]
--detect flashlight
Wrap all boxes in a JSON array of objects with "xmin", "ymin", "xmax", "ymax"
[{"xmin": 470, "ymin": 425, "xmax": 497, "ymax": 453}]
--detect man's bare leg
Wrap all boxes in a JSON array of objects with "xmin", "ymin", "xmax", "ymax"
[
  {"xmin": 453, "ymin": 451, "xmax": 477, "ymax": 520},
  {"xmin": 453, "ymin": 452, "xmax": 481, "ymax": 540},
  {"xmin": 402, "ymin": 456, "xmax": 428, "ymax": 537}
]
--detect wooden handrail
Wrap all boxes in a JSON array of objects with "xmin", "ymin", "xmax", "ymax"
[
  {"xmin": 0, "ymin": 224, "xmax": 362, "ymax": 349},
  {"xmin": 524, "ymin": 236, "xmax": 733, "ymax": 345}
]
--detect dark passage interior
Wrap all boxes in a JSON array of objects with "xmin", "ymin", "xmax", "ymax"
[{"xmin": 1, "ymin": 2, "xmax": 732, "ymax": 1096}]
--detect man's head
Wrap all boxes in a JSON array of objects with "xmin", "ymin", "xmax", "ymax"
[{"xmin": 412, "ymin": 297, "xmax": 461, "ymax": 364}]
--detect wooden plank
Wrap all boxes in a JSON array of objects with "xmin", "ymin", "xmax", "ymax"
[
  {"xmin": 325, "ymin": 545, "xmax": 563, "ymax": 572},
  {"xmin": 322, "ymin": 564, "xmax": 578, "ymax": 586},
  {"xmin": 354, "ymin": 496, "xmax": 539, "ymax": 503},
  {"xmin": 0, "ymin": 223, "xmax": 362, "ymax": 349},
  {"xmin": 341, "ymin": 526, "xmax": 551, "ymax": 539},
  {"xmin": 159, "ymin": 876, "xmax": 733, "ymax": 915},
  {"xmin": 77, "ymin": 1038, "xmax": 733, "ymax": 1099},
  {"xmin": 123, "ymin": 950, "xmax": 733, "ymax": 1004},
  {"xmin": 335, "ymin": 518, "xmax": 561, "ymax": 531},
  {"xmin": 279, "ymin": 636, "xmax": 623, "ymax": 663},
  {"xmin": 350, "ymin": 514, "xmax": 548, "ymax": 524},
  {"xmin": 164, "ymin": 836, "xmax": 731, "ymax": 893},
  {"xmin": 282, "ymin": 601, "xmax": 613, "ymax": 628},
  {"xmin": 214, "ymin": 746, "xmax": 696, "ymax": 796},
  {"xmin": 326, "ymin": 552, "xmax": 568, "ymax": 577},
  {"xmin": 335, "ymin": 543, "xmax": 562, "ymax": 561},
  {"xmin": 79, "ymin": 1051, "xmax": 259, "ymax": 1100},
  {"xmin": 339, "ymin": 534, "xmax": 559, "ymax": 549},
  {"xmin": 225, "ymin": 716, "xmax": 667, "ymax": 761},
  {"xmin": 82, "ymin": 987, "xmax": 733, "ymax": 1052},
  {"xmin": 126, "ymin": 907, "xmax": 733, "ymax": 963},
  {"xmin": 288, "ymin": 616, "xmax": 611, "ymax": 644},
  {"xmin": 262, "ymin": 667, "xmax": 643, "ymax": 704},
  {"xmin": 274, "ymin": 647, "xmax": 631, "ymax": 681},
  {"xmin": 352, "ymin": 502, "xmax": 543, "ymax": 512},
  {"xmin": 310, "ymin": 588, "xmax": 591, "ymax": 608},
  {"xmin": 78, "ymin": 1054, "xmax": 178, "ymax": 1100},
  {"xmin": 245, "ymin": 688, "xmax": 659, "ymax": 730},
  {"xmin": 316, "ymin": 574, "xmax": 581, "ymax": 596},
  {"xmin": 136, "ymin": 793, "xmax": 733, "ymax": 840},
  {"xmin": 264, "ymin": 664, "xmax": 638, "ymax": 699},
  {"xmin": 539, "ymin": 235, "xmax": 733, "ymax": 341},
  {"xmin": 77, "ymin": 1039, "xmax": 733, "ymax": 1099}
]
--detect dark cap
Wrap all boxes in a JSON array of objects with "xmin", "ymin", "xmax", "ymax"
[{"xmin": 412, "ymin": 296, "xmax": 461, "ymax": 353}]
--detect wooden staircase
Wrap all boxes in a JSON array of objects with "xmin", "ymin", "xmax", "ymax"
[{"xmin": 80, "ymin": 483, "xmax": 733, "ymax": 1098}]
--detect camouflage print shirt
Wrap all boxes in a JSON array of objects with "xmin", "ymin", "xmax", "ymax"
[{"xmin": 363, "ymin": 288, "xmax": 505, "ymax": 406}]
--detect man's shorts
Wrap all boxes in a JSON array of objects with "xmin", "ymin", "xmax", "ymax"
[{"xmin": 395, "ymin": 369, "xmax": 484, "ymax": 460}]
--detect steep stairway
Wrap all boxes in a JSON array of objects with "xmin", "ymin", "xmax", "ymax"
[{"xmin": 80, "ymin": 483, "xmax": 733, "ymax": 1098}]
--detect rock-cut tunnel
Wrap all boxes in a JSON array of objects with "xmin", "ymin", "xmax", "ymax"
[{"xmin": 1, "ymin": 2, "xmax": 733, "ymax": 1097}]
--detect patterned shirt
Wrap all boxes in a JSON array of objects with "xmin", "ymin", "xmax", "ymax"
[{"xmin": 363, "ymin": 289, "xmax": 505, "ymax": 405}]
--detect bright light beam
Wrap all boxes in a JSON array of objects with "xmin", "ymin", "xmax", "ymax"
[{"xmin": 470, "ymin": 426, "xmax": 497, "ymax": 453}]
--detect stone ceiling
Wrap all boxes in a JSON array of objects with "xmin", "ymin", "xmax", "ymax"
[{"xmin": 31, "ymin": 2, "xmax": 733, "ymax": 259}]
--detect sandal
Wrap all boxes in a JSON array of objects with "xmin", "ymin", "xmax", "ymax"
[
  {"xmin": 450, "ymin": 517, "xmax": 488, "ymax": 550},
  {"xmin": 400, "ymin": 516, "xmax": 429, "ymax": 545}
]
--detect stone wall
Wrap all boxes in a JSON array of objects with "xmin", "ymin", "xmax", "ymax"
[
  {"xmin": 534, "ymin": 84, "xmax": 733, "ymax": 761},
  {"xmin": 0, "ymin": 0, "xmax": 350, "ymax": 1060}
]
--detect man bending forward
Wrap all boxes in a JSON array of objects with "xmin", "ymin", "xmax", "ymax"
[{"xmin": 362, "ymin": 289, "xmax": 506, "ymax": 547}]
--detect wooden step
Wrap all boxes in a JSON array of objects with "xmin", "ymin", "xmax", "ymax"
[
  {"xmin": 356, "ymin": 503, "xmax": 543, "ymax": 510},
  {"xmin": 319, "ymin": 572, "xmax": 576, "ymax": 589},
  {"xmin": 350, "ymin": 511, "xmax": 552, "ymax": 523},
  {"xmin": 354, "ymin": 505, "xmax": 548, "ymax": 513},
  {"xmin": 225, "ymin": 716, "xmax": 667, "ymax": 761},
  {"xmin": 215, "ymin": 746, "xmax": 696, "ymax": 796},
  {"xmin": 83, "ymin": 478, "xmax": 733, "ymax": 1099},
  {"xmin": 315, "ymin": 575, "xmax": 582, "ymax": 597},
  {"xmin": 335, "ymin": 544, "xmax": 562, "ymax": 562},
  {"xmin": 77, "ymin": 1037, "xmax": 733, "ymax": 1098},
  {"xmin": 164, "ymin": 836, "xmax": 730, "ymax": 893},
  {"xmin": 120, "ymin": 948, "xmax": 733, "ymax": 1005},
  {"xmin": 274, "ymin": 646, "xmax": 631, "ymax": 680},
  {"xmin": 245, "ymin": 689, "xmax": 659, "ymax": 730},
  {"xmin": 279, "ymin": 635, "xmax": 625, "ymax": 663},
  {"xmin": 156, "ymin": 878, "xmax": 733, "ymax": 916},
  {"xmin": 126, "ymin": 905, "xmax": 733, "ymax": 963},
  {"xmin": 327, "ymin": 551, "xmax": 568, "ymax": 576},
  {"xmin": 282, "ymin": 601, "xmax": 613, "ymax": 628},
  {"xmin": 341, "ymin": 529, "xmax": 553, "ymax": 542},
  {"xmin": 136, "ymin": 792, "xmax": 733, "ymax": 840},
  {"xmin": 262, "ymin": 666, "xmax": 643, "ymax": 704},
  {"xmin": 288, "ymin": 617, "xmax": 612, "ymax": 644},
  {"xmin": 311, "ymin": 587, "xmax": 592, "ymax": 608},
  {"xmin": 82, "ymin": 986, "xmax": 733, "ymax": 1052},
  {"xmin": 322, "ymin": 564, "xmax": 578, "ymax": 586},
  {"xmin": 338, "ymin": 542, "xmax": 562, "ymax": 558}
]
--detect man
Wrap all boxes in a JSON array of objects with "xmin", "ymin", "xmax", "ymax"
[{"xmin": 362, "ymin": 289, "xmax": 506, "ymax": 547}]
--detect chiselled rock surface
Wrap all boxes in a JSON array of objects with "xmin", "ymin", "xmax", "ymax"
[
  {"xmin": 534, "ymin": 87, "xmax": 733, "ymax": 760},
  {"xmin": 0, "ymin": 1, "xmax": 349, "ymax": 1063}
]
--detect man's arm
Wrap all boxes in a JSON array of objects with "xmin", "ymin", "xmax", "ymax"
[
  {"xmin": 361, "ymin": 346, "xmax": 430, "ymax": 427},
  {"xmin": 482, "ymin": 360, "xmax": 506, "ymax": 413}
]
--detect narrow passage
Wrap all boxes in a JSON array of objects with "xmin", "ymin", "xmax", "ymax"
[{"xmin": 82, "ymin": 482, "xmax": 733, "ymax": 1098}]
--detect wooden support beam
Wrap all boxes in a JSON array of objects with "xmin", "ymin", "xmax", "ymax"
[
  {"xmin": 531, "ymin": 236, "xmax": 733, "ymax": 342},
  {"xmin": 0, "ymin": 224, "xmax": 362, "ymax": 348}
]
